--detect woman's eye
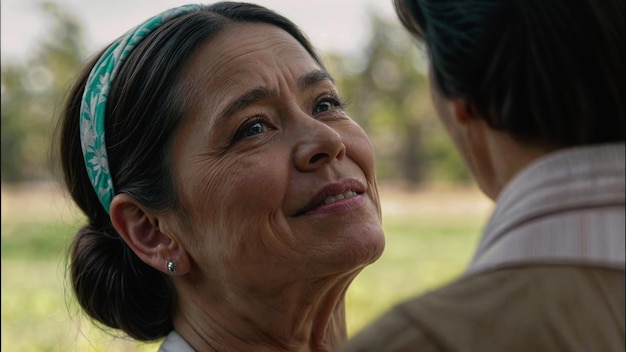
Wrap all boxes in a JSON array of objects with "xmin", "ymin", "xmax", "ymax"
[
  {"xmin": 312, "ymin": 96, "xmax": 344, "ymax": 116},
  {"xmin": 233, "ymin": 118, "xmax": 270, "ymax": 141},
  {"xmin": 313, "ymin": 101, "xmax": 333, "ymax": 114}
]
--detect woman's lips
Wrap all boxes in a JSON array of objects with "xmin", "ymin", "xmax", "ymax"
[
  {"xmin": 321, "ymin": 190, "xmax": 358, "ymax": 205},
  {"xmin": 294, "ymin": 178, "xmax": 366, "ymax": 216}
]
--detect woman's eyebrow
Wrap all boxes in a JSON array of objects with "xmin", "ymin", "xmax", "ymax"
[
  {"xmin": 216, "ymin": 86, "xmax": 271, "ymax": 126},
  {"xmin": 216, "ymin": 69, "xmax": 334, "ymax": 126},
  {"xmin": 299, "ymin": 69, "xmax": 334, "ymax": 92}
]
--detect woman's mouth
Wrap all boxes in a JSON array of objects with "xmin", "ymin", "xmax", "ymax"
[
  {"xmin": 294, "ymin": 179, "xmax": 366, "ymax": 216},
  {"xmin": 322, "ymin": 190, "xmax": 358, "ymax": 205}
]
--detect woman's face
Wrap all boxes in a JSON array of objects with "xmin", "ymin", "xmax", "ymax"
[{"xmin": 165, "ymin": 23, "xmax": 384, "ymax": 293}]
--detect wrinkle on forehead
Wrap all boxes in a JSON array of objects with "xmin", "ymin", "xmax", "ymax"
[
  {"xmin": 185, "ymin": 23, "xmax": 317, "ymax": 95},
  {"xmin": 180, "ymin": 22, "xmax": 321, "ymax": 131}
]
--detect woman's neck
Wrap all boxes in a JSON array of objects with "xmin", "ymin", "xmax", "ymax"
[{"xmin": 173, "ymin": 274, "xmax": 354, "ymax": 351}]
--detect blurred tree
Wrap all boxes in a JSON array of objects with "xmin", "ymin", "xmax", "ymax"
[
  {"xmin": 325, "ymin": 11, "xmax": 471, "ymax": 185},
  {"xmin": 1, "ymin": 1, "xmax": 85, "ymax": 182},
  {"xmin": 0, "ymin": 3, "xmax": 469, "ymax": 185}
]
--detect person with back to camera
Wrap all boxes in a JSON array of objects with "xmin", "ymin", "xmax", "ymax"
[
  {"xmin": 54, "ymin": 2, "xmax": 385, "ymax": 351},
  {"xmin": 340, "ymin": 0, "xmax": 625, "ymax": 351}
]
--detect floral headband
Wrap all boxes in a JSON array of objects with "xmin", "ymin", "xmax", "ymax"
[{"xmin": 79, "ymin": 4, "xmax": 201, "ymax": 214}]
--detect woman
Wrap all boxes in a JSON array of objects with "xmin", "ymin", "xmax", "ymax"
[{"xmin": 55, "ymin": 2, "xmax": 385, "ymax": 351}]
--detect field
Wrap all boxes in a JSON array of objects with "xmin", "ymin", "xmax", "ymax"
[{"xmin": 1, "ymin": 182, "xmax": 492, "ymax": 351}]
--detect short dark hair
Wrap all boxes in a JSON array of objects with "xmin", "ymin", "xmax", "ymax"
[
  {"xmin": 394, "ymin": 0, "xmax": 625, "ymax": 146},
  {"xmin": 55, "ymin": 2, "xmax": 322, "ymax": 341}
]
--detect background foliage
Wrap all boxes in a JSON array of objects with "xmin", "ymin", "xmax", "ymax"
[
  {"xmin": 0, "ymin": 3, "xmax": 471, "ymax": 186},
  {"xmin": 2, "ymin": 2, "xmax": 85, "ymax": 182}
]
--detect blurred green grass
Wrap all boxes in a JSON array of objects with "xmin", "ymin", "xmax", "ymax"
[{"xmin": 1, "ymin": 183, "xmax": 491, "ymax": 351}]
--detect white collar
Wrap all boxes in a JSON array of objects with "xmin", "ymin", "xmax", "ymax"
[{"xmin": 158, "ymin": 330, "xmax": 195, "ymax": 352}]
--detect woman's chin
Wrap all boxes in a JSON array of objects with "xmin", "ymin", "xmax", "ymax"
[{"xmin": 322, "ymin": 224, "xmax": 386, "ymax": 276}]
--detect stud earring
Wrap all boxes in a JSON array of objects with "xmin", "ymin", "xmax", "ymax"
[{"xmin": 167, "ymin": 260, "xmax": 177, "ymax": 274}]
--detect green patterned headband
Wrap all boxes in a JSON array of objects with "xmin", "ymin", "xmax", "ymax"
[{"xmin": 79, "ymin": 4, "xmax": 201, "ymax": 214}]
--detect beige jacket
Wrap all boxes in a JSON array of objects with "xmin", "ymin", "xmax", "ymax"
[{"xmin": 340, "ymin": 266, "xmax": 624, "ymax": 352}]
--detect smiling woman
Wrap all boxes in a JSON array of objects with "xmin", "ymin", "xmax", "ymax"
[{"xmin": 53, "ymin": 2, "xmax": 384, "ymax": 351}]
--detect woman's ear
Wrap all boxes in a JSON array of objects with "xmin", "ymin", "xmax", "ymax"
[{"xmin": 110, "ymin": 193, "xmax": 189, "ymax": 275}]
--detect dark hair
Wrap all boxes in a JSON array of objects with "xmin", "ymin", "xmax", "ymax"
[
  {"xmin": 55, "ymin": 2, "xmax": 322, "ymax": 341},
  {"xmin": 394, "ymin": 0, "xmax": 625, "ymax": 146}
]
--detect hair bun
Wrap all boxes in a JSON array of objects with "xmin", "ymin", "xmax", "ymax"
[{"xmin": 69, "ymin": 224, "xmax": 173, "ymax": 341}]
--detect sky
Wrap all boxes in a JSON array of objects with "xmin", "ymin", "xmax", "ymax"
[{"xmin": 1, "ymin": 0, "xmax": 398, "ymax": 63}]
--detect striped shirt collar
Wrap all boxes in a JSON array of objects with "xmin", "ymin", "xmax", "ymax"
[{"xmin": 466, "ymin": 143, "xmax": 625, "ymax": 275}]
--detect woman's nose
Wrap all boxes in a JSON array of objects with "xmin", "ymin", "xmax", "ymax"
[{"xmin": 292, "ymin": 118, "xmax": 346, "ymax": 172}]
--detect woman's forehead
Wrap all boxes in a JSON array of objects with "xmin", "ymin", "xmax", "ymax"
[
  {"xmin": 180, "ymin": 23, "xmax": 323, "ymax": 113},
  {"xmin": 186, "ymin": 23, "xmax": 317, "ymax": 84}
]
